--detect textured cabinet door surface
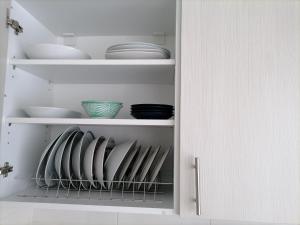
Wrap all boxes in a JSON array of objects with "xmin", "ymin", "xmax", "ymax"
[{"xmin": 180, "ymin": 0, "xmax": 300, "ymax": 223}]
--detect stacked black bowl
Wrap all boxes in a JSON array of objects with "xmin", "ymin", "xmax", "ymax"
[{"xmin": 131, "ymin": 104, "xmax": 174, "ymax": 119}]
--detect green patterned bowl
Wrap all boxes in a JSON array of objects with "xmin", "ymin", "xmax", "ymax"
[{"xmin": 81, "ymin": 101, "xmax": 123, "ymax": 118}]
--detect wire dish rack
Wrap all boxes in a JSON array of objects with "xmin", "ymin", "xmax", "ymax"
[{"xmin": 16, "ymin": 177, "xmax": 173, "ymax": 204}]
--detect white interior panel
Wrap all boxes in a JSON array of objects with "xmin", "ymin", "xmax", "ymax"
[
  {"xmin": 15, "ymin": 0, "xmax": 176, "ymax": 36},
  {"xmin": 67, "ymin": 35, "xmax": 175, "ymax": 59},
  {"xmin": 4, "ymin": 69, "xmax": 52, "ymax": 117}
]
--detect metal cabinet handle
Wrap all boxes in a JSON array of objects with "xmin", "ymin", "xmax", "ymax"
[{"xmin": 195, "ymin": 157, "xmax": 201, "ymax": 215}]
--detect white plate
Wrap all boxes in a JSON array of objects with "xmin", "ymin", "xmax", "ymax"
[
  {"xmin": 104, "ymin": 140, "xmax": 137, "ymax": 189},
  {"xmin": 147, "ymin": 147, "xmax": 171, "ymax": 190},
  {"xmin": 107, "ymin": 47, "xmax": 170, "ymax": 55},
  {"xmin": 24, "ymin": 106, "xmax": 81, "ymax": 118},
  {"xmin": 116, "ymin": 145, "xmax": 139, "ymax": 188},
  {"xmin": 35, "ymin": 133, "xmax": 62, "ymax": 187},
  {"xmin": 126, "ymin": 145, "xmax": 148, "ymax": 189},
  {"xmin": 94, "ymin": 137, "xmax": 115, "ymax": 189},
  {"xmin": 106, "ymin": 49, "xmax": 170, "ymax": 59},
  {"xmin": 107, "ymin": 46, "xmax": 170, "ymax": 58},
  {"xmin": 105, "ymin": 51, "xmax": 169, "ymax": 59},
  {"xmin": 71, "ymin": 131, "xmax": 94, "ymax": 190},
  {"xmin": 83, "ymin": 136, "xmax": 105, "ymax": 188},
  {"xmin": 54, "ymin": 130, "xmax": 78, "ymax": 188},
  {"xmin": 107, "ymin": 42, "xmax": 169, "ymax": 52},
  {"xmin": 137, "ymin": 146, "xmax": 160, "ymax": 190},
  {"xmin": 25, "ymin": 43, "xmax": 91, "ymax": 59},
  {"xmin": 106, "ymin": 42, "xmax": 170, "ymax": 58},
  {"xmin": 44, "ymin": 126, "xmax": 80, "ymax": 187},
  {"xmin": 62, "ymin": 131, "xmax": 83, "ymax": 189}
]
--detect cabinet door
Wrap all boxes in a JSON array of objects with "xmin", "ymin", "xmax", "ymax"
[
  {"xmin": 180, "ymin": 0, "xmax": 300, "ymax": 223},
  {"xmin": 0, "ymin": 0, "xmax": 10, "ymax": 187}
]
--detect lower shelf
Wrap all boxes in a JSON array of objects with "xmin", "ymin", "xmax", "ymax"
[
  {"xmin": 1, "ymin": 178, "xmax": 174, "ymax": 214},
  {"xmin": 2, "ymin": 188, "xmax": 174, "ymax": 214}
]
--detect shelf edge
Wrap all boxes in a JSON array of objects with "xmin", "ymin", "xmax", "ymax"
[
  {"xmin": 9, "ymin": 59, "xmax": 176, "ymax": 66},
  {"xmin": 6, "ymin": 118, "xmax": 175, "ymax": 127}
]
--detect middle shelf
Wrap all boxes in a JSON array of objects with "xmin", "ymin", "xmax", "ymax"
[
  {"xmin": 6, "ymin": 117, "xmax": 175, "ymax": 127},
  {"xmin": 9, "ymin": 59, "xmax": 175, "ymax": 84}
]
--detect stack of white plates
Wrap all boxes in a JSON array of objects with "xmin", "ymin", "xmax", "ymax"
[
  {"xmin": 35, "ymin": 126, "xmax": 171, "ymax": 191},
  {"xmin": 105, "ymin": 42, "xmax": 171, "ymax": 59}
]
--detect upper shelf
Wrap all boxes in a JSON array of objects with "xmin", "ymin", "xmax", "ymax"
[{"xmin": 10, "ymin": 59, "xmax": 175, "ymax": 84}]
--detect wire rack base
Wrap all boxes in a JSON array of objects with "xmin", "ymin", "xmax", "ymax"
[{"xmin": 17, "ymin": 177, "xmax": 173, "ymax": 204}]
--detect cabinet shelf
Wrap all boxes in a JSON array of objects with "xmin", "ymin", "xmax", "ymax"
[
  {"xmin": 9, "ymin": 59, "xmax": 175, "ymax": 84},
  {"xmin": 6, "ymin": 117, "xmax": 175, "ymax": 127}
]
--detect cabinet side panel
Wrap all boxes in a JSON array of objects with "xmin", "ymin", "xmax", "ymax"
[{"xmin": 180, "ymin": 0, "xmax": 300, "ymax": 223}]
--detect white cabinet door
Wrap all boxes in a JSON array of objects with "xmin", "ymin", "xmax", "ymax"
[
  {"xmin": 180, "ymin": 0, "xmax": 300, "ymax": 223},
  {"xmin": 0, "ymin": 0, "xmax": 11, "ymax": 187}
]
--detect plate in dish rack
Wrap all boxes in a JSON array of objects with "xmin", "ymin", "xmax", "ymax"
[
  {"xmin": 116, "ymin": 145, "xmax": 139, "ymax": 188},
  {"xmin": 35, "ymin": 133, "xmax": 62, "ymax": 187},
  {"xmin": 62, "ymin": 131, "xmax": 83, "ymax": 189},
  {"xmin": 54, "ymin": 130, "xmax": 78, "ymax": 188},
  {"xmin": 104, "ymin": 140, "xmax": 137, "ymax": 189},
  {"xmin": 44, "ymin": 126, "xmax": 80, "ymax": 187},
  {"xmin": 83, "ymin": 136, "xmax": 105, "ymax": 188},
  {"xmin": 94, "ymin": 137, "xmax": 115, "ymax": 189},
  {"xmin": 126, "ymin": 145, "xmax": 149, "ymax": 189},
  {"xmin": 71, "ymin": 131, "xmax": 95, "ymax": 190},
  {"xmin": 136, "ymin": 146, "xmax": 160, "ymax": 190},
  {"xmin": 147, "ymin": 146, "xmax": 171, "ymax": 190}
]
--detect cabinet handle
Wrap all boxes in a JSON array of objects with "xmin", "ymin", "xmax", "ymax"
[{"xmin": 195, "ymin": 157, "xmax": 201, "ymax": 215}]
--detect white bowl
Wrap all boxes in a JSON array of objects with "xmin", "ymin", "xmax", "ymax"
[
  {"xmin": 25, "ymin": 43, "xmax": 91, "ymax": 59},
  {"xmin": 24, "ymin": 106, "xmax": 81, "ymax": 118}
]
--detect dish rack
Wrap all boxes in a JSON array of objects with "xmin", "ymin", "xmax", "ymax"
[{"xmin": 18, "ymin": 177, "xmax": 173, "ymax": 204}]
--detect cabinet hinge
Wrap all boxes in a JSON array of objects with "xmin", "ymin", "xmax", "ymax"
[
  {"xmin": 6, "ymin": 8, "xmax": 23, "ymax": 35},
  {"xmin": 0, "ymin": 162, "xmax": 13, "ymax": 178}
]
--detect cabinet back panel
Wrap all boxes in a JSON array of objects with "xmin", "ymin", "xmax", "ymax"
[
  {"xmin": 52, "ymin": 84, "xmax": 174, "ymax": 119},
  {"xmin": 15, "ymin": 0, "xmax": 176, "ymax": 36},
  {"xmin": 61, "ymin": 35, "xmax": 175, "ymax": 60}
]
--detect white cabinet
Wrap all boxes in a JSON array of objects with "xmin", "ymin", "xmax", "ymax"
[
  {"xmin": 180, "ymin": 0, "xmax": 300, "ymax": 224},
  {"xmin": 0, "ymin": 0, "xmax": 180, "ymax": 219},
  {"xmin": 1, "ymin": 0, "xmax": 300, "ymax": 224}
]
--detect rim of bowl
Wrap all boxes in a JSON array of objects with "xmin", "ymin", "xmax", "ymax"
[{"xmin": 81, "ymin": 100, "xmax": 123, "ymax": 105}]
